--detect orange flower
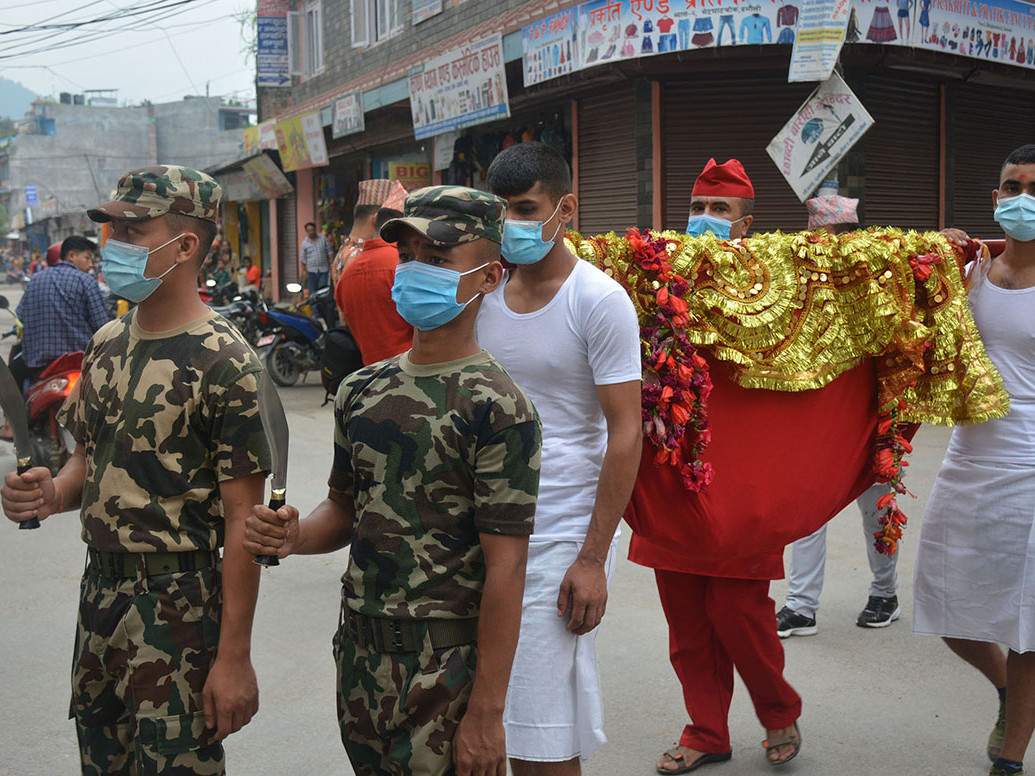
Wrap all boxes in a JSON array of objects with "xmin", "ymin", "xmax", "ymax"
[
  {"xmin": 876, "ymin": 492, "xmax": 895, "ymax": 510},
  {"xmin": 671, "ymin": 402, "xmax": 690, "ymax": 426},
  {"xmin": 656, "ymin": 287, "xmax": 670, "ymax": 306},
  {"xmin": 877, "ymin": 416, "xmax": 894, "ymax": 435}
]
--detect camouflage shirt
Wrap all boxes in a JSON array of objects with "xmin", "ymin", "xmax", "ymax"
[
  {"xmin": 329, "ymin": 350, "xmax": 541, "ymax": 620},
  {"xmin": 59, "ymin": 309, "xmax": 271, "ymax": 553}
]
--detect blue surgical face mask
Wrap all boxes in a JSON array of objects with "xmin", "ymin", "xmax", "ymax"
[
  {"xmin": 994, "ymin": 193, "xmax": 1035, "ymax": 243},
  {"xmin": 101, "ymin": 233, "xmax": 184, "ymax": 303},
  {"xmin": 502, "ymin": 199, "xmax": 564, "ymax": 265},
  {"xmin": 392, "ymin": 260, "xmax": 489, "ymax": 331},
  {"xmin": 686, "ymin": 213, "xmax": 744, "ymax": 240}
]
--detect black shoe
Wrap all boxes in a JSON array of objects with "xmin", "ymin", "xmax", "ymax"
[
  {"xmin": 856, "ymin": 595, "xmax": 901, "ymax": 628},
  {"xmin": 775, "ymin": 606, "xmax": 817, "ymax": 638}
]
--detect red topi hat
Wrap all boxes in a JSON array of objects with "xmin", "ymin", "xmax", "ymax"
[{"xmin": 692, "ymin": 158, "xmax": 755, "ymax": 199}]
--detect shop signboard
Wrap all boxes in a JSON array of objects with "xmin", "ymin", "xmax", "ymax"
[
  {"xmin": 407, "ymin": 33, "xmax": 510, "ymax": 140},
  {"xmin": 243, "ymin": 154, "xmax": 294, "ymax": 198},
  {"xmin": 274, "ymin": 113, "xmax": 328, "ymax": 171},
  {"xmin": 413, "ymin": 0, "xmax": 443, "ymax": 24},
  {"xmin": 301, "ymin": 112, "xmax": 329, "ymax": 167},
  {"xmin": 788, "ymin": 0, "xmax": 852, "ymax": 80},
  {"xmin": 522, "ymin": 8, "xmax": 580, "ymax": 86},
  {"xmin": 389, "ymin": 162, "xmax": 433, "ymax": 190},
  {"xmin": 909, "ymin": 0, "xmax": 1035, "ymax": 70},
  {"xmin": 24, "ymin": 185, "xmax": 38, "ymax": 207},
  {"xmin": 332, "ymin": 91, "xmax": 365, "ymax": 139},
  {"xmin": 766, "ymin": 72, "xmax": 874, "ymax": 201},
  {"xmin": 434, "ymin": 130, "xmax": 458, "ymax": 171},
  {"xmin": 848, "ymin": 0, "xmax": 911, "ymax": 45},
  {"xmin": 258, "ymin": 120, "xmax": 278, "ymax": 150},
  {"xmin": 243, "ymin": 126, "xmax": 260, "ymax": 153},
  {"xmin": 257, "ymin": 0, "xmax": 290, "ymax": 87}
]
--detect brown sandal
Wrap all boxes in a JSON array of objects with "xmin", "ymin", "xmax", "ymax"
[
  {"xmin": 657, "ymin": 745, "xmax": 733, "ymax": 774},
  {"xmin": 762, "ymin": 721, "xmax": 802, "ymax": 766}
]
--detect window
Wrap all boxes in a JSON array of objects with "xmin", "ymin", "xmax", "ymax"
[
  {"xmin": 288, "ymin": 1, "xmax": 323, "ymax": 77},
  {"xmin": 351, "ymin": 0, "xmax": 402, "ymax": 47}
]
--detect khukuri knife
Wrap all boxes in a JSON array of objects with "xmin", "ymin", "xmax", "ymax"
[
  {"xmin": 255, "ymin": 369, "xmax": 289, "ymax": 566},
  {"xmin": 0, "ymin": 358, "xmax": 38, "ymax": 529}
]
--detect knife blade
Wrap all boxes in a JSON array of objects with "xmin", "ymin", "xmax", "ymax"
[
  {"xmin": 0, "ymin": 357, "xmax": 38, "ymax": 529},
  {"xmin": 254, "ymin": 369, "xmax": 289, "ymax": 566}
]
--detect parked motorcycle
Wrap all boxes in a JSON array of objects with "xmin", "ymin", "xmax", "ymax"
[
  {"xmin": 0, "ymin": 296, "xmax": 82, "ymax": 474},
  {"xmin": 208, "ymin": 287, "xmax": 263, "ymax": 346},
  {"xmin": 257, "ymin": 283, "xmax": 338, "ymax": 387}
]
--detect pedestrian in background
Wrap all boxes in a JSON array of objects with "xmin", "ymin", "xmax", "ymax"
[{"xmin": 300, "ymin": 220, "xmax": 332, "ymax": 296}]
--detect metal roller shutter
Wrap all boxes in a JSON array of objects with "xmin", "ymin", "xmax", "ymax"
[
  {"xmin": 861, "ymin": 75, "xmax": 940, "ymax": 231},
  {"xmin": 952, "ymin": 83, "xmax": 1035, "ymax": 239},
  {"xmin": 661, "ymin": 75, "xmax": 814, "ymax": 233},
  {"xmin": 277, "ymin": 195, "xmax": 299, "ymax": 290},
  {"xmin": 577, "ymin": 84, "xmax": 638, "ymax": 235}
]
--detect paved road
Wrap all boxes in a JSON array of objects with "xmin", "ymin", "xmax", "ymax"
[{"xmin": 0, "ymin": 375, "xmax": 1020, "ymax": 774}]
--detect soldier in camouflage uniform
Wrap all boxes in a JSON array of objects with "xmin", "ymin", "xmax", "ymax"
[
  {"xmin": 244, "ymin": 186, "xmax": 542, "ymax": 776},
  {"xmin": 2, "ymin": 166, "xmax": 271, "ymax": 775}
]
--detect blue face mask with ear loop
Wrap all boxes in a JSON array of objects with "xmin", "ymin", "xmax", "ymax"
[
  {"xmin": 994, "ymin": 193, "xmax": 1035, "ymax": 243},
  {"xmin": 686, "ymin": 213, "xmax": 746, "ymax": 239},
  {"xmin": 392, "ymin": 260, "xmax": 490, "ymax": 331},
  {"xmin": 502, "ymin": 198, "xmax": 565, "ymax": 265},
  {"xmin": 101, "ymin": 233, "xmax": 185, "ymax": 303}
]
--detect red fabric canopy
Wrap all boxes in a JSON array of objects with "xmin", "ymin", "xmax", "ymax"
[{"xmin": 626, "ymin": 356, "xmax": 878, "ymax": 578}]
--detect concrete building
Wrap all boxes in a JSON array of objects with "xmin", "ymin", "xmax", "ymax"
[{"xmin": 0, "ymin": 96, "xmax": 255, "ymax": 253}]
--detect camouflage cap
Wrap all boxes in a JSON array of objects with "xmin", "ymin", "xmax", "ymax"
[
  {"xmin": 88, "ymin": 165, "xmax": 222, "ymax": 223},
  {"xmin": 380, "ymin": 186, "xmax": 506, "ymax": 245}
]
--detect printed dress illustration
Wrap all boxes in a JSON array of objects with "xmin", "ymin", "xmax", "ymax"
[{"xmin": 866, "ymin": 3, "xmax": 897, "ymax": 43}]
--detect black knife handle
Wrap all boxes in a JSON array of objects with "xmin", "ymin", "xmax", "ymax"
[
  {"xmin": 253, "ymin": 488, "xmax": 286, "ymax": 567},
  {"xmin": 16, "ymin": 458, "xmax": 39, "ymax": 530}
]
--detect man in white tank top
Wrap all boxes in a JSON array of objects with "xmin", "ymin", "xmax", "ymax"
[
  {"xmin": 476, "ymin": 142, "xmax": 643, "ymax": 776},
  {"xmin": 916, "ymin": 144, "xmax": 1035, "ymax": 776}
]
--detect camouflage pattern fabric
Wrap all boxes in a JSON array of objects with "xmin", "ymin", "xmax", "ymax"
[
  {"xmin": 329, "ymin": 350, "xmax": 541, "ymax": 620},
  {"xmin": 380, "ymin": 186, "xmax": 507, "ymax": 245},
  {"xmin": 333, "ymin": 621, "xmax": 476, "ymax": 776},
  {"xmin": 72, "ymin": 564, "xmax": 224, "ymax": 776},
  {"xmin": 87, "ymin": 165, "xmax": 222, "ymax": 223},
  {"xmin": 58, "ymin": 309, "xmax": 271, "ymax": 553}
]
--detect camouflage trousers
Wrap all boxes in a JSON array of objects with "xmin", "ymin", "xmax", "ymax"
[
  {"xmin": 333, "ymin": 615, "xmax": 477, "ymax": 776},
  {"xmin": 71, "ymin": 560, "xmax": 224, "ymax": 776}
]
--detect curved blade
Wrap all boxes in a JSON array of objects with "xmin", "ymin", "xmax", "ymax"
[
  {"xmin": 0, "ymin": 358, "xmax": 31, "ymax": 464},
  {"xmin": 257, "ymin": 370, "xmax": 288, "ymax": 490}
]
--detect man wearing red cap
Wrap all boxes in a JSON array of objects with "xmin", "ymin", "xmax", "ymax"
[
  {"xmin": 652, "ymin": 158, "xmax": 803, "ymax": 773},
  {"xmin": 685, "ymin": 158, "xmax": 755, "ymax": 240}
]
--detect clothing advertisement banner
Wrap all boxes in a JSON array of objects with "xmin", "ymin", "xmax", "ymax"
[
  {"xmin": 301, "ymin": 112, "xmax": 329, "ymax": 167},
  {"xmin": 332, "ymin": 91, "xmax": 365, "ymax": 139},
  {"xmin": 389, "ymin": 162, "xmax": 433, "ymax": 190},
  {"xmin": 243, "ymin": 154, "xmax": 295, "ymax": 199},
  {"xmin": 413, "ymin": 0, "xmax": 443, "ymax": 24},
  {"xmin": 910, "ymin": 0, "xmax": 1035, "ymax": 69},
  {"xmin": 766, "ymin": 72, "xmax": 874, "ymax": 201},
  {"xmin": 848, "ymin": 0, "xmax": 911, "ymax": 45},
  {"xmin": 522, "ymin": 8, "xmax": 580, "ymax": 87},
  {"xmin": 257, "ymin": 0, "xmax": 290, "ymax": 87},
  {"xmin": 408, "ymin": 33, "xmax": 510, "ymax": 140},
  {"xmin": 788, "ymin": 0, "xmax": 852, "ymax": 80}
]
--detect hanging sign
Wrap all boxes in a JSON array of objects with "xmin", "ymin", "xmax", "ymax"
[
  {"xmin": 789, "ymin": 0, "xmax": 852, "ymax": 81},
  {"xmin": 332, "ymin": 91, "xmax": 365, "ymax": 138},
  {"xmin": 766, "ymin": 72, "xmax": 874, "ymax": 202},
  {"xmin": 257, "ymin": 0, "xmax": 291, "ymax": 87}
]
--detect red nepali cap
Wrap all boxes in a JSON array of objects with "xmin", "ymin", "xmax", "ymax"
[{"xmin": 692, "ymin": 158, "xmax": 754, "ymax": 199}]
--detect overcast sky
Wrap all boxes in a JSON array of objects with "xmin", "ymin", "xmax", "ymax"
[{"xmin": 0, "ymin": 0, "xmax": 256, "ymax": 106}]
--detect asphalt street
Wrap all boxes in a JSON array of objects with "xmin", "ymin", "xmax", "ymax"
[{"xmin": 0, "ymin": 293, "xmax": 1019, "ymax": 774}]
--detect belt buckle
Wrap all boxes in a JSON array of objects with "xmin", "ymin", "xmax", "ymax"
[{"xmin": 391, "ymin": 620, "xmax": 405, "ymax": 652}]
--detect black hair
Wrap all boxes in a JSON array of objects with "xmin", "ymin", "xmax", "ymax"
[
  {"xmin": 1003, "ymin": 144, "xmax": 1035, "ymax": 172},
  {"xmin": 164, "ymin": 213, "xmax": 218, "ymax": 267},
  {"xmin": 375, "ymin": 207, "xmax": 402, "ymax": 233},
  {"xmin": 60, "ymin": 235, "xmax": 96, "ymax": 260},
  {"xmin": 304, "ymin": 221, "xmax": 317, "ymax": 230},
  {"xmin": 353, "ymin": 204, "xmax": 379, "ymax": 222},
  {"xmin": 486, "ymin": 141, "xmax": 572, "ymax": 201}
]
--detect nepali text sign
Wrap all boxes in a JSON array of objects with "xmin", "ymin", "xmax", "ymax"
[
  {"xmin": 408, "ymin": 33, "xmax": 510, "ymax": 140},
  {"xmin": 909, "ymin": 0, "xmax": 1035, "ymax": 70},
  {"xmin": 257, "ymin": 0, "xmax": 290, "ymax": 87},
  {"xmin": 389, "ymin": 161, "xmax": 433, "ymax": 190},
  {"xmin": 413, "ymin": 0, "xmax": 443, "ymax": 24},
  {"xmin": 523, "ymin": 8, "xmax": 579, "ymax": 86},
  {"xmin": 301, "ymin": 112, "xmax": 329, "ymax": 167},
  {"xmin": 789, "ymin": 0, "xmax": 852, "ymax": 80},
  {"xmin": 258, "ymin": 120, "xmax": 278, "ymax": 150},
  {"xmin": 766, "ymin": 72, "xmax": 874, "ymax": 201},
  {"xmin": 332, "ymin": 91, "xmax": 365, "ymax": 138},
  {"xmin": 274, "ymin": 113, "xmax": 328, "ymax": 171},
  {"xmin": 24, "ymin": 184, "xmax": 38, "ymax": 207}
]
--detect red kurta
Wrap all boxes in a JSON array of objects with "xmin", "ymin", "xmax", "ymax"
[{"xmin": 337, "ymin": 239, "xmax": 414, "ymax": 365}]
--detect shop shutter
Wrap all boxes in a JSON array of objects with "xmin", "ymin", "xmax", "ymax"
[
  {"xmin": 861, "ymin": 74, "xmax": 940, "ymax": 231},
  {"xmin": 577, "ymin": 84, "xmax": 638, "ymax": 235},
  {"xmin": 661, "ymin": 75, "xmax": 813, "ymax": 233},
  {"xmin": 951, "ymin": 82, "xmax": 1035, "ymax": 239},
  {"xmin": 277, "ymin": 195, "xmax": 299, "ymax": 290}
]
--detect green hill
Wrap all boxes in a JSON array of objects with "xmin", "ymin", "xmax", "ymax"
[{"xmin": 0, "ymin": 76, "xmax": 39, "ymax": 120}]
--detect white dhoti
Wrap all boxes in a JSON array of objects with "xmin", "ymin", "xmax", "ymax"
[{"xmin": 913, "ymin": 456, "xmax": 1035, "ymax": 653}]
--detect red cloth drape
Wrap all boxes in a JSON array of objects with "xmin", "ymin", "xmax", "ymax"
[{"xmin": 626, "ymin": 356, "xmax": 878, "ymax": 576}]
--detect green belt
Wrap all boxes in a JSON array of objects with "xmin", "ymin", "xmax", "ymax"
[
  {"xmin": 87, "ymin": 548, "xmax": 216, "ymax": 579},
  {"xmin": 341, "ymin": 607, "xmax": 478, "ymax": 654}
]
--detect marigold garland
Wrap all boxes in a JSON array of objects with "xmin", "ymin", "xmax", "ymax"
[{"xmin": 569, "ymin": 228, "xmax": 1009, "ymax": 555}]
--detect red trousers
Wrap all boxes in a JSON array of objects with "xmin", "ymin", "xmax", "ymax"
[{"xmin": 655, "ymin": 570, "xmax": 802, "ymax": 754}]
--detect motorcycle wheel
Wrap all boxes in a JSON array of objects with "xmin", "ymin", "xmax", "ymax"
[{"xmin": 266, "ymin": 342, "xmax": 301, "ymax": 387}]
